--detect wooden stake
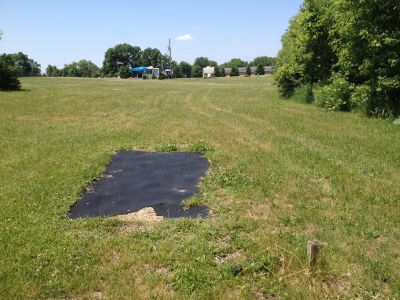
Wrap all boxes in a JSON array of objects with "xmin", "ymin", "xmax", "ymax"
[{"xmin": 307, "ymin": 240, "xmax": 321, "ymax": 267}]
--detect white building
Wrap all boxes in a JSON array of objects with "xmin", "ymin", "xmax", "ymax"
[{"xmin": 202, "ymin": 66, "xmax": 215, "ymax": 79}]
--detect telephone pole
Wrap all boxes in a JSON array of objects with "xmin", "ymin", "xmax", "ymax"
[{"xmin": 168, "ymin": 38, "xmax": 172, "ymax": 77}]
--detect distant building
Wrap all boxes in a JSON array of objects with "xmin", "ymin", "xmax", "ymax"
[
  {"xmin": 238, "ymin": 67, "xmax": 247, "ymax": 75},
  {"xmin": 224, "ymin": 68, "xmax": 232, "ymax": 76},
  {"xmin": 202, "ymin": 66, "xmax": 215, "ymax": 78},
  {"xmin": 224, "ymin": 66, "xmax": 273, "ymax": 76},
  {"xmin": 264, "ymin": 66, "xmax": 274, "ymax": 74}
]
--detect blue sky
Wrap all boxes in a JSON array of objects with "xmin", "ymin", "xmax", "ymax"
[{"xmin": 0, "ymin": 1, "xmax": 302, "ymax": 69}]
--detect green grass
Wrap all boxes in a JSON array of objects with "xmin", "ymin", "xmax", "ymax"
[{"xmin": 0, "ymin": 76, "xmax": 399, "ymax": 299}]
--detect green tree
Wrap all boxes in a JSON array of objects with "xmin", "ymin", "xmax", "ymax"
[
  {"xmin": 193, "ymin": 57, "xmax": 211, "ymax": 68},
  {"xmin": 256, "ymin": 65, "xmax": 265, "ymax": 75},
  {"xmin": 276, "ymin": 0, "xmax": 400, "ymax": 117},
  {"xmin": 179, "ymin": 61, "xmax": 192, "ymax": 78},
  {"xmin": 119, "ymin": 65, "xmax": 131, "ymax": 79},
  {"xmin": 223, "ymin": 58, "xmax": 248, "ymax": 68},
  {"xmin": 46, "ymin": 65, "xmax": 60, "ymax": 77},
  {"xmin": 141, "ymin": 48, "xmax": 162, "ymax": 67},
  {"xmin": 250, "ymin": 56, "xmax": 277, "ymax": 67},
  {"xmin": 191, "ymin": 65, "xmax": 202, "ymax": 78},
  {"xmin": 0, "ymin": 54, "xmax": 21, "ymax": 90},
  {"xmin": 61, "ymin": 62, "xmax": 81, "ymax": 77},
  {"xmin": 331, "ymin": 0, "xmax": 400, "ymax": 117},
  {"xmin": 220, "ymin": 67, "xmax": 226, "ymax": 77},
  {"xmin": 102, "ymin": 43, "xmax": 142, "ymax": 76},
  {"xmin": 172, "ymin": 64, "xmax": 183, "ymax": 78},
  {"xmin": 230, "ymin": 66, "xmax": 239, "ymax": 76},
  {"xmin": 214, "ymin": 66, "xmax": 221, "ymax": 77},
  {"xmin": 246, "ymin": 66, "xmax": 251, "ymax": 76},
  {"xmin": 6, "ymin": 52, "xmax": 41, "ymax": 76},
  {"xmin": 76, "ymin": 60, "xmax": 100, "ymax": 77}
]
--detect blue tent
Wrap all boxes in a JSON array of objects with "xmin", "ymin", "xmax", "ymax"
[{"xmin": 131, "ymin": 66, "xmax": 147, "ymax": 72}]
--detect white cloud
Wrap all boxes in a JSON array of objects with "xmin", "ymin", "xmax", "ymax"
[{"xmin": 176, "ymin": 34, "xmax": 193, "ymax": 41}]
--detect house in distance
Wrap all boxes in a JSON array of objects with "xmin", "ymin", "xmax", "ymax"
[{"xmin": 202, "ymin": 66, "xmax": 215, "ymax": 78}]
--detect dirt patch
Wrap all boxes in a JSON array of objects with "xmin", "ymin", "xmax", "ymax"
[
  {"xmin": 117, "ymin": 207, "xmax": 163, "ymax": 223},
  {"xmin": 215, "ymin": 250, "xmax": 242, "ymax": 264}
]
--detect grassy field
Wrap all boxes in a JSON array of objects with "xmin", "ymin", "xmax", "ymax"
[{"xmin": 0, "ymin": 76, "xmax": 399, "ymax": 299}]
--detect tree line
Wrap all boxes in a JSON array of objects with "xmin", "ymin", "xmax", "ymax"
[
  {"xmin": 176, "ymin": 56, "xmax": 275, "ymax": 78},
  {"xmin": 275, "ymin": 0, "xmax": 400, "ymax": 118},
  {"xmin": 46, "ymin": 43, "xmax": 276, "ymax": 79},
  {"xmin": 0, "ymin": 47, "xmax": 41, "ymax": 90},
  {"xmin": 1, "ymin": 33, "xmax": 276, "ymax": 90}
]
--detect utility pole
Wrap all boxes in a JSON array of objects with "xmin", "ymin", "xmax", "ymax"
[{"xmin": 168, "ymin": 38, "xmax": 172, "ymax": 78}]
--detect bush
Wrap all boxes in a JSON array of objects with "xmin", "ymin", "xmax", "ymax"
[
  {"xmin": 191, "ymin": 65, "xmax": 202, "ymax": 78},
  {"xmin": 118, "ymin": 65, "xmax": 131, "ymax": 79},
  {"xmin": 275, "ymin": 65, "xmax": 303, "ymax": 98},
  {"xmin": 246, "ymin": 66, "xmax": 251, "ymax": 76},
  {"xmin": 220, "ymin": 67, "xmax": 226, "ymax": 77},
  {"xmin": 152, "ymin": 75, "xmax": 156, "ymax": 80},
  {"xmin": 292, "ymin": 84, "xmax": 314, "ymax": 103},
  {"xmin": 366, "ymin": 76, "xmax": 400, "ymax": 118},
  {"xmin": 314, "ymin": 75, "xmax": 352, "ymax": 111},
  {"xmin": 0, "ymin": 55, "xmax": 21, "ymax": 90},
  {"xmin": 255, "ymin": 65, "xmax": 265, "ymax": 75},
  {"xmin": 142, "ymin": 74, "xmax": 148, "ymax": 80},
  {"xmin": 158, "ymin": 72, "xmax": 166, "ymax": 80},
  {"xmin": 230, "ymin": 67, "xmax": 239, "ymax": 76},
  {"xmin": 350, "ymin": 84, "xmax": 371, "ymax": 110}
]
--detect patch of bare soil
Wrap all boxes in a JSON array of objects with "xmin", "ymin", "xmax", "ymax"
[
  {"xmin": 215, "ymin": 250, "xmax": 242, "ymax": 264},
  {"xmin": 116, "ymin": 207, "xmax": 163, "ymax": 233}
]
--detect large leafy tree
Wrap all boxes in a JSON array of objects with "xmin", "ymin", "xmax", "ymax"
[
  {"xmin": 4, "ymin": 52, "xmax": 41, "ymax": 76},
  {"xmin": 256, "ymin": 65, "xmax": 265, "ymax": 75},
  {"xmin": 102, "ymin": 43, "xmax": 142, "ymax": 76},
  {"xmin": 179, "ymin": 61, "xmax": 192, "ymax": 78},
  {"xmin": 193, "ymin": 57, "xmax": 211, "ymax": 68},
  {"xmin": 172, "ymin": 64, "xmax": 182, "ymax": 78},
  {"xmin": 250, "ymin": 56, "xmax": 277, "ymax": 67},
  {"xmin": 46, "ymin": 60, "xmax": 100, "ymax": 77},
  {"xmin": 230, "ymin": 66, "xmax": 239, "ymax": 76},
  {"xmin": 246, "ymin": 66, "xmax": 251, "ymax": 76},
  {"xmin": 0, "ymin": 32, "xmax": 20, "ymax": 90},
  {"xmin": 331, "ymin": 0, "xmax": 400, "ymax": 117},
  {"xmin": 46, "ymin": 65, "xmax": 60, "ymax": 77},
  {"xmin": 191, "ymin": 65, "xmax": 202, "ymax": 78},
  {"xmin": 223, "ymin": 58, "xmax": 248, "ymax": 68},
  {"xmin": 276, "ymin": 0, "xmax": 400, "ymax": 117},
  {"xmin": 0, "ymin": 54, "xmax": 21, "ymax": 90},
  {"xmin": 76, "ymin": 60, "xmax": 100, "ymax": 77},
  {"xmin": 141, "ymin": 48, "xmax": 162, "ymax": 67}
]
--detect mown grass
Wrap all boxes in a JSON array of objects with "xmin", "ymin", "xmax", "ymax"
[{"xmin": 0, "ymin": 76, "xmax": 399, "ymax": 299}]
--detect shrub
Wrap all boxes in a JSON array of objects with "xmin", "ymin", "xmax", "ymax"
[
  {"xmin": 255, "ymin": 65, "xmax": 265, "ymax": 75},
  {"xmin": 191, "ymin": 65, "xmax": 202, "ymax": 78},
  {"xmin": 350, "ymin": 84, "xmax": 371, "ymax": 110},
  {"xmin": 0, "ymin": 55, "xmax": 21, "ymax": 90},
  {"xmin": 118, "ymin": 65, "xmax": 131, "ymax": 79},
  {"xmin": 142, "ymin": 74, "xmax": 148, "ymax": 80},
  {"xmin": 158, "ymin": 72, "xmax": 166, "ymax": 80},
  {"xmin": 152, "ymin": 75, "xmax": 156, "ymax": 80},
  {"xmin": 246, "ymin": 66, "xmax": 251, "ymax": 76},
  {"xmin": 220, "ymin": 67, "xmax": 226, "ymax": 77},
  {"xmin": 230, "ymin": 67, "xmax": 239, "ymax": 76},
  {"xmin": 366, "ymin": 76, "xmax": 400, "ymax": 118},
  {"xmin": 292, "ymin": 84, "xmax": 314, "ymax": 103},
  {"xmin": 314, "ymin": 75, "xmax": 352, "ymax": 111},
  {"xmin": 275, "ymin": 65, "xmax": 303, "ymax": 98},
  {"xmin": 214, "ymin": 66, "xmax": 221, "ymax": 77}
]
